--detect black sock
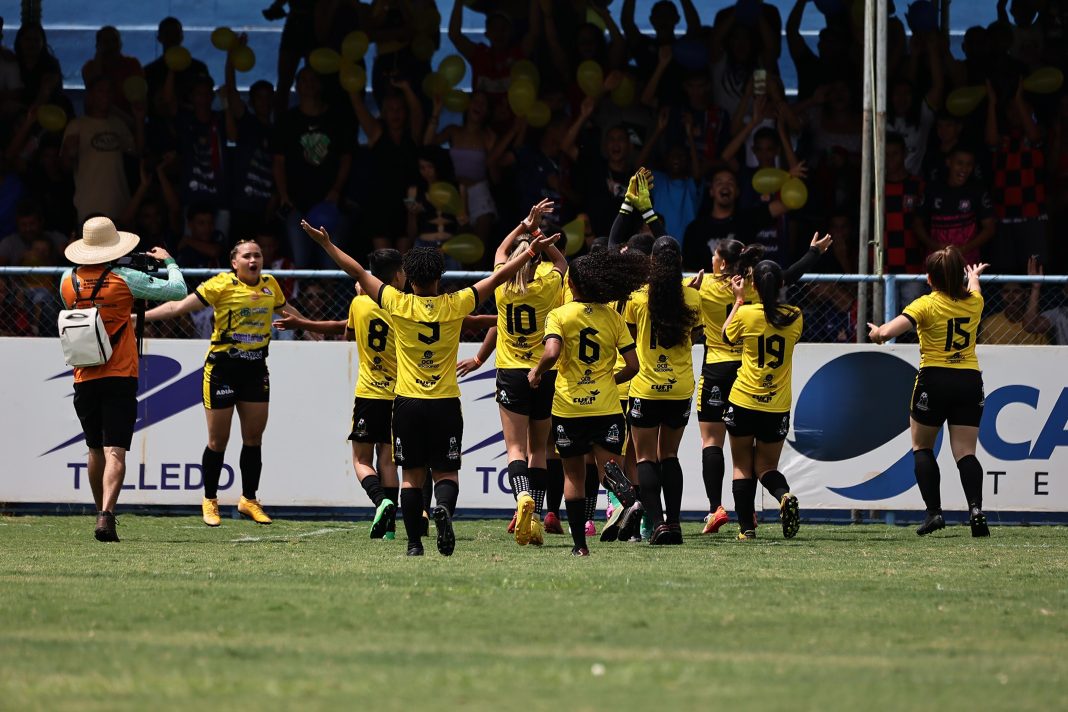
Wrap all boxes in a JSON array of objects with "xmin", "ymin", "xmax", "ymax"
[
  {"xmin": 360, "ymin": 474, "xmax": 385, "ymax": 507},
  {"xmin": 637, "ymin": 460, "xmax": 664, "ymax": 524},
  {"xmin": 565, "ymin": 498, "xmax": 587, "ymax": 549},
  {"xmin": 508, "ymin": 459, "xmax": 530, "ymax": 499},
  {"xmin": 660, "ymin": 457, "xmax": 684, "ymax": 524},
  {"xmin": 759, "ymin": 470, "xmax": 790, "ymax": 502},
  {"xmin": 202, "ymin": 446, "xmax": 225, "ymax": 499},
  {"xmin": 529, "ymin": 467, "xmax": 547, "ymax": 514},
  {"xmin": 400, "ymin": 488, "xmax": 424, "ymax": 546},
  {"xmin": 434, "ymin": 479, "xmax": 459, "ymax": 516},
  {"xmin": 421, "ymin": 475, "xmax": 433, "ymax": 513},
  {"xmin": 546, "ymin": 459, "xmax": 564, "ymax": 516},
  {"xmin": 913, "ymin": 448, "xmax": 942, "ymax": 514},
  {"xmin": 702, "ymin": 445, "xmax": 725, "ymax": 510},
  {"xmin": 957, "ymin": 455, "xmax": 983, "ymax": 509},
  {"xmin": 732, "ymin": 479, "xmax": 758, "ymax": 533},
  {"xmin": 584, "ymin": 463, "xmax": 599, "ymax": 522},
  {"xmin": 239, "ymin": 445, "xmax": 262, "ymax": 500},
  {"xmin": 382, "ymin": 486, "xmax": 399, "ymax": 532}
]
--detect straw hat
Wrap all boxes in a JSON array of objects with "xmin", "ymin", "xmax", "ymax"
[{"xmin": 64, "ymin": 217, "xmax": 140, "ymax": 265}]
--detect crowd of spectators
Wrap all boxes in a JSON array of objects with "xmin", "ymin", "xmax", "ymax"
[{"xmin": 0, "ymin": 0, "xmax": 1066, "ymax": 343}]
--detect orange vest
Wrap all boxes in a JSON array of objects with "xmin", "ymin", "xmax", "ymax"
[{"xmin": 60, "ymin": 266, "xmax": 138, "ymax": 382}]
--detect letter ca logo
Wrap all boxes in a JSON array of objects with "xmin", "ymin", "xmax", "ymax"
[{"xmin": 44, "ymin": 355, "xmax": 205, "ymax": 455}]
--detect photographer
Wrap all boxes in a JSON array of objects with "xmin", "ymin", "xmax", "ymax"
[{"xmin": 59, "ymin": 217, "xmax": 187, "ymax": 542}]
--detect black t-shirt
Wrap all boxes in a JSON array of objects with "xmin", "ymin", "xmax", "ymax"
[
  {"xmin": 682, "ymin": 203, "xmax": 774, "ymax": 271},
  {"xmin": 574, "ymin": 133, "xmax": 631, "ymax": 238},
  {"xmin": 176, "ymin": 110, "xmax": 227, "ymax": 210},
  {"xmin": 230, "ymin": 113, "xmax": 275, "ymax": 213},
  {"xmin": 271, "ymin": 107, "xmax": 354, "ymax": 212},
  {"xmin": 916, "ymin": 180, "xmax": 994, "ymax": 239},
  {"xmin": 144, "ymin": 57, "xmax": 212, "ymax": 116}
]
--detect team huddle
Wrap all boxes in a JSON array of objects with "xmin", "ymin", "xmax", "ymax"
[{"xmin": 62, "ymin": 171, "xmax": 992, "ymax": 552}]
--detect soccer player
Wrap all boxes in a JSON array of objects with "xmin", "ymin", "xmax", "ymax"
[
  {"xmin": 722, "ymin": 261, "xmax": 804, "ymax": 541},
  {"xmin": 302, "ymin": 220, "xmax": 558, "ymax": 556},
  {"xmin": 528, "ymin": 249, "xmax": 649, "ymax": 557},
  {"xmin": 624, "ymin": 236, "xmax": 702, "ymax": 544},
  {"xmin": 144, "ymin": 240, "xmax": 304, "ymax": 526},
  {"xmin": 867, "ymin": 247, "xmax": 990, "ymax": 537}
]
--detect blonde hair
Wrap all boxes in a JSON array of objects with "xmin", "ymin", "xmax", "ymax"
[{"xmin": 504, "ymin": 238, "xmax": 535, "ymax": 295}]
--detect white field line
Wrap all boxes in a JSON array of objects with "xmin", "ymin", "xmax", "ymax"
[{"xmin": 229, "ymin": 526, "xmax": 358, "ymax": 543}]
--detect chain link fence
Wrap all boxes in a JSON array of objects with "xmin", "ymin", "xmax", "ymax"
[{"xmin": 1, "ymin": 268, "xmax": 1066, "ymax": 346}]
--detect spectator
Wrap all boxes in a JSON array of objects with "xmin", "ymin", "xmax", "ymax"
[
  {"xmin": 80, "ymin": 26, "xmax": 143, "ymax": 117},
  {"xmin": 980, "ymin": 280, "xmax": 1050, "ymax": 344},
  {"xmin": 14, "ymin": 23, "xmax": 66, "ymax": 109},
  {"xmin": 887, "ymin": 33, "xmax": 944, "ymax": 177},
  {"xmin": 883, "ymin": 133, "xmax": 926, "ymax": 301},
  {"xmin": 406, "ymin": 146, "xmax": 465, "ymax": 269},
  {"xmin": 262, "ymin": 0, "xmax": 317, "ymax": 114},
  {"xmin": 19, "ymin": 234, "xmax": 59, "ymax": 335},
  {"xmin": 20, "ymin": 133, "xmax": 75, "ymax": 236},
  {"xmin": 638, "ymin": 107, "xmax": 702, "ymax": 241},
  {"xmin": 923, "ymin": 111, "xmax": 986, "ymax": 186},
  {"xmin": 786, "ymin": 0, "xmax": 854, "ymax": 102},
  {"xmin": 176, "ymin": 203, "xmax": 224, "ymax": 272},
  {"xmin": 913, "ymin": 144, "xmax": 996, "ymax": 265},
  {"xmin": 144, "ymin": 17, "xmax": 212, "ymax": 118},
  {"xmin": 622, "ymin": 0, "xmax": 699, "ymax": 107},
  {"xmin": 490, "ymin": 116, "xmax": 569, "ymax": 231},
  {"xmin": 0, "ymin": 16, "xmax": 23, "ymax": 116},
  {"xmin": 62, "ymin": 76, "xmax": 144, "ymax": 223},
  {"xmin": 643, "ymin": 59, "xmax": 730, "ymax": 178},
  {"xmin": 709, "ymin": 7, "xmax": 779, "ymax": 119},
  {"xmin": 0, "ymin": 199, "xmax": 67, "ymax": 265},
  {"xmin": 164, "ymin": 74, "xmax": 227, "ymax": 217},
  {"xmin": 563, "ymin": 97, "xmax": 636, "ymax": 238},
  {"xmin": 367, "ymin": 0, "xmax": 437, "ymax": 109},
  {"xmin": 800, "ymin": 209, "xmax": 857, "ymax": 343},
  {"xmin": 272, "ymin": 66, "xmax": 353, "ymax": 268},
  {"xmin": 448, "ymin": 1, "xmax": 540, "ymax": 105},
  {"xmin": 724, "ymin": 74, "xmax": 801, "ymax": 176},
  {"xmin": 1023, "ymin": 256, "xmax": 1068, "ymax": 344}
]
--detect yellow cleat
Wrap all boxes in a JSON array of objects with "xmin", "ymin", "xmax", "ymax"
[
  {"xmin": 529, "ymin": 513, "xmax": 544, "ymax": 547},
  {"xmin": 514, "ymin": 492, "xmax": 535, "ymax": 546},
  {"xmin": 202, "ymin": 498, "xmax": 221, "ymax": 527},
  {"xmin": 737, "ymin": 529, "xmax": 756, "ymax": 541},
  {"xmin": 238, "ymin": 496, "xmax": 272, "ymax": 524}
]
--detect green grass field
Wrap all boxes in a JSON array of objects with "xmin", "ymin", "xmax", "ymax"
[{"xmin": 2, "ymin": 515, "xmax": 1067, "ymax": 711}]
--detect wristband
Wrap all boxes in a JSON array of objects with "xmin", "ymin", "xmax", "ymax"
[
  {"xmin": 472, "ymin": 355, "xmax": 482, "ymax": 367},
  {"xmin": 526, "ymin": 247, "xmax": 537, "ymax": 259},
  {"xmin": 530, "ymin": 227, "xmax": 544, "ymax": 239},
  {"xmin": 642, "ymin": 209, "xmax": 657, "ymax": 224},
  {"xmin": 619, "ymin": 202, "xmax": 635, "ymax": 214}
]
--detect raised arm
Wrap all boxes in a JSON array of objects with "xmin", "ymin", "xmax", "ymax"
[
  {"xmin": 301, "ymin": 220, "xmax": 384, "ymax": 298},
  {"xmin": 496, "ymin": 199, "xmax": 555, "ymax": 265},
  {"xmin": 448, "ymin": 0, "xmax": 479, "ymax": 60},
  {"xmin": 561, "ymin": 96, "xmax": 596, "ymax": 161},
  {"xmin": 923, "ymin": 33, "xmax": 945, "ymax": 111},
  {"xmin": 640, "ymin": 45, "xmax": 674, "ymax": 107},
  {"xmin": 636, "ymin": 107, "xmax": 669, "ymax": 169},
  {"xmin": 620, "ymin": 0, "xmax": 644, "ymax": 50},
  {"xmin": 680, "ymin": 0, "xmax": 702, "ymax": 34},
  {"xmin": 965, "ymin": 262, "xmax": 989, "ymax": 296},
  {"xmin": 782, "ymin": 232, "xmax": 832, "ymax": 283},
  {"xmin": 473, "ymin": 232, "xmax": 559, "ymax": 303},
  {"xmin": 786, "ymin": 0, "xmax": 813, "ymax": 66},
  {"xmin": 349, "ymin": 86, "xmax": 383, "ymax": 145},
  {"xmin": 520, "ymin": 0, "xmax": 543, "ymax": 57}
]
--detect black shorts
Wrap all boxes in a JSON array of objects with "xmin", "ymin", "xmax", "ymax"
[
  {"xmin": 628, "ymin": 397, "xmax": 692, "ymax": 429},
  {"xmin": 203, "ymin": 357, "xmax": 270, "ymax": 410},
  {"xmin": 697, "ymin": 361, "xmax": 741, "ymax": 422},
  {"xmin": 552, "ymin": 413, "xmax": 627, "ymax": 458},
  {"xmin": 496, "ymin": 368, "xmax": 556, "ymax": 420},
  {"xmin": 723, "ymin": 402, "xmax": 791, "ymax": 443},
  {"xmin": 911, "ymin": 367, "xmax": 985, "ymax": 428},
  {"xmin": 392, "ymin": 396, "xmax": 463, "ymax": 471},
  {"xmin": 72, "ymin": 376, "xmax": 138, "ymax": 450},
  {"xmin": 349, "ymin": 396, "xmax": 394, "ymax": 443}
]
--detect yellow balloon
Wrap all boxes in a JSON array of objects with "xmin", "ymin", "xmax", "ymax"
[
  {"xmin": 439, "ymin": 54, "xmax": 466, "ymax": 87},
  {"xmin": 508, "ymin": 77, "xmax": 536, "ymax": 115},
  {"xmin": 37, "ymin": 104, "xmax": 67, "ymax": 132},
  {"xmin": 510, "ymin": 60, "xmax": 540, "ymax": 89},
  {"xmin": 230, "ymin": 46, "xmax": 256, "ymax": 72},
  {"xmin": 309, "ymin": 47, "xmax": 341, "ymax": 74},
  {"xmin": 443, "ymin": 89, "xmax": 470, "ymax": 113},
  {"xmin": 164, "ymin": 46, "xmax": 192, "ymax": 72},
  {"xmin": 780, "ymin": 177, "xmax": 809, "ymax": 210},
  {"xmin": 211, "ymin": 27, "xmax": 236, "ymax": 51},
  {"xmin": 526, "ymin": 100, "xmax": 551, "ymax": 127},
  {"xmin": 752, "ymin": 167, "xmax": 790, "ymax": 195},
  {"xmin": 945, "ymin": 86, "xmax": 987, "ymax": 117},
  {"xmin": 611, "ymin": 75, "xmax": 636, "ymax": 108},
  {"xmin": 411, "ymin": 35, "xmax": 436, "ymax": 62},
  {"xmin": 576, "ymin": 60, "xmax": 604, "ymax": 98},
  {"xmin": 428, "ymin": 182, "xmax": 461, "ymax": 212},
  {"xmin": 422, "ymin": 71, "xmax": 449, "ymax": 98},
  {"xmin": 442, "ymin": 233, "xmax": 484, "ymax": 264},
  {"xmin": 122, "ymin": 75, "xmax": 148, "ymax": 103},
  {"xmin": 339, "ymin": 61, "xmax": 366, "ymax": 93},
  {"xmin": 342, "ymin": 31, "xmax": 370, "ymax": 61},
  {"xmin": 1022, "ymin": 67, "xmax": 1064, "ymax": 94},
  {"xmin": 562, "ymin": 215, "xmax": 588, "ymax": 256}
]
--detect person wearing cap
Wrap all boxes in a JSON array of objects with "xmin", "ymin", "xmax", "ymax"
[{"xmin": 59, "ymin": 216, "xmax": 187, "ymax": 542}]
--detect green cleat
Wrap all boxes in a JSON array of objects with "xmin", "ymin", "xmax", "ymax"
[{"xmin": 370, "ymin": 499, "xmax": 396, "ymax": 539}]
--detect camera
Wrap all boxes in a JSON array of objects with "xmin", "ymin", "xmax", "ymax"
[{"xmin": 116, "ymin": 252, "xmax": 163, "ymax": 273}]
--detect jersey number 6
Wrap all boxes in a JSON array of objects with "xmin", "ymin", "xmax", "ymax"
[{"xmin": 578, "ymin": 327, "xmax": 600, "ymax": 364}]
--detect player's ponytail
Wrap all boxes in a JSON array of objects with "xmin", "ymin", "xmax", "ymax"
[
  {"xmin": 925, "ymin": 246, "xmax": 970, "ymax": 300},
  {"xmin": 569, "ymin": 249, "xmax": 649, "ymax": 303},
  {"xmin": 648, "ymin": 236, "xmax": 698, "ymax": 348},
  {"xmin": 504, "ymin": 238, "xmax": 535, "ymax": 296},
  {"xmin": 753, "ymin": 260, "xmax": 800, "ymax": 329},
  {"xmin": 716, "ymin": 240, "xmax": 764, "ymax": 280}
]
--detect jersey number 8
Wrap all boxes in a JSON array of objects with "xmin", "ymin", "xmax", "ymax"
[{"xmin": 367, "ymin": 318, "xmax": 389, "ymax": 352}]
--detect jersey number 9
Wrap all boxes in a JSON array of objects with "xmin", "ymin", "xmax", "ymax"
[
  {"xmin": 578, "ymin": 327, "xmax": 600, "ymax": 364},
  {"xmin": 757, "ymin": 334, "xmax": 786, "ymax": 369},
  {"xmin": 367, "ymin": 318, "xmax": 390, "ymax": 352}
]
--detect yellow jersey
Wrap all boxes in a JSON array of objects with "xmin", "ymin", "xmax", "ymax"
[
  {"xmin": 903, "ymin": 291, "xmax": 985, "ymax": 370},
  {"xmin": 378, "ymin": 284, "xmax": 477, "ymax": 399},
  {"xmin": 545, "ymin": 301, "xmax": 635, "ymax": 418},
  {"xmin": 494, "ymin": 266, "xmax": 564, "ymax": 369},
  {"xmin": 624, "ymin": 285, "xmax": 702, "ymax": 400},
  {"xmin": 613, "ymin": 296, "xmax": 635, "ymax": 400},
  {"xmin": 346, "ymin": 294, "xmax": 397, "ymax": 400},
  {"xmin": 698, "ymin": 276, "xmax": 759, "ymax": 364},
  {"xmin": 724, "ymin": 304, "xmax": 803, "ymax": 413},
  {"xmin": 195, "ymin": 272, "xmax": 287, "ymax": 356}
]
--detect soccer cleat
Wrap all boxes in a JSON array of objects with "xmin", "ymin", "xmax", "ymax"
[
  {"xmin": 617, "ymin": 501, "xmax": 645, "ymax": 542},
  {"xmin": 238, "ymin": 496, "xmax": 272, "ymax": 524},
  {"xmin": 779, "ymin": 493, "xmax": 800, "ymax": 539},
  {"xmin": 640, "ymin": 512, "xmax": 653, "ymax": 540},
  {"xmin": 383, "ymin": 531, "xmax": 396, "ymax": 541},
  {"xmin": 702, "ymin": 506, "xmax": 729, "ymax": 534},
  {"xmin": 605, "ymin": 490, "xmax": 620, "ymax": 522},
  {"xmin": 543, "ymin": 511, "xmax": 564, "ymax": 534},
  {"xmin": 602, "ymin": 460, "xmax": 637, "ymax": 508},
  {"xmin": 916, "ymin": 512, "xmax": 946, "ymax": 536},
  {"xmin": 969, "ymin": 508, "xmax": 990, "ymax": 537},
  {"xmin": 514, "ymin": 492, "xmax": 535, "ymax": 546},
  {"xmin": 600, "ymin": 505, "xmax": 624, "ymax": 542},
  {"xmin": 201, "ymin": 498, "xmax": 221, "ymax": 527},
  {"xmin": 506, "ymin": 513, "xmax": 517, "ymax": 533},
  {"xmin": 432, "ymin": 506, "xmax": 456, "ymax": 556},
  {"xmin": 668, "ymin": 523, "xmax": 684, "ymax": 545},
  {"xmin": 584, "ymin": 520, "xmax": 596, "ymax": 537},
  {"xmin": 406, "ymin": 544, "xmax": 425, "ymax": 556},
  {"xmin": 529, "ymin": 514, "xmax": 544, "ymax": 546},
  {"xmin": 649, "ymin": 523, "xmax": 673, "ymax": 545},
  {"xmin": 370, "ymin": 499, "xmax": 396, "ymax": 539},
  {"xmin": 737, "ymin": 529, "xmax": 756, "ymax": 541},
  {"xmin": 571, "ymin": 546, "xmax": 591, "ymax": 557},
  {"xmin": 94, "ymin": 511, "xmax": 118, "ymax": 542}
]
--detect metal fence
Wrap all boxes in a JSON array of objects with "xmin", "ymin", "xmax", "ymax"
[{"xmin": 1, "ymin": 268, "xmax": 1066, "ymax": 346}]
